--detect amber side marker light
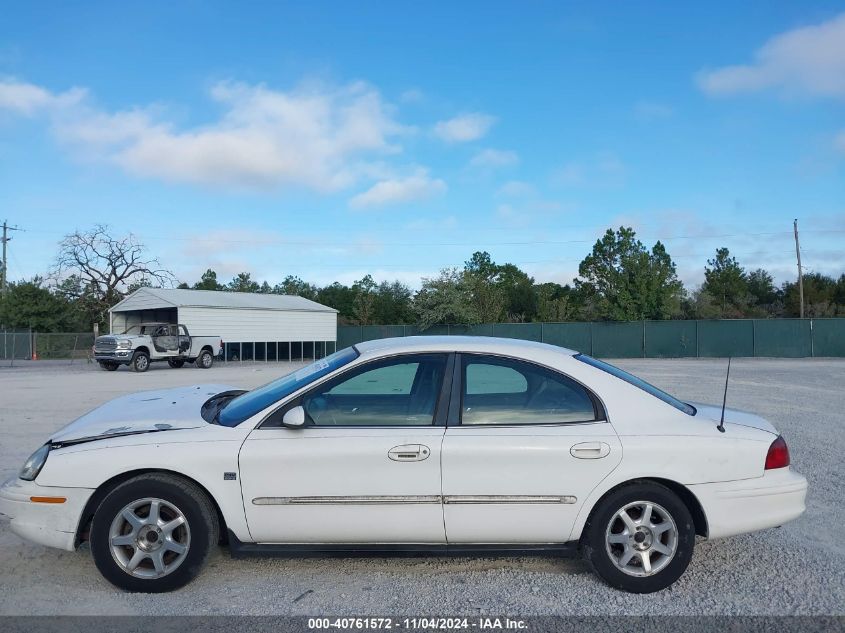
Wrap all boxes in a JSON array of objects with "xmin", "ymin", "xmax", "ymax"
[{"xmin": 30, "ymin": 496, "xmax": 66, "ymax": 504}]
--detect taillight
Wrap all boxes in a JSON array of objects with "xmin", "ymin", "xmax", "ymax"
[{"xmin": 765, "ymin": 435, "xmax": 790, "ymax": 470}]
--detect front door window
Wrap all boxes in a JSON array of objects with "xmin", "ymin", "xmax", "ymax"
[{"xmin": 302, "ymin": 354, "xmax": 447, "ymax": 426}]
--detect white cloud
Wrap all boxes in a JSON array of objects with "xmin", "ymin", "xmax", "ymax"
[
  {"xmin": 2, "ymin": 77, "xmax": 416, "ymax": 192},
  {"xmin": 496, "ymin": 203, "xmax": 515, "ymax": 219},
  {"xmin": 469, "ymin": 148, "xmax": 519, "ymax": 168},
  {"xmin": 551, "ymin": 163, "xmax": 584, "ymax": 186},
  {"xmin": 494, "ymin": 197, "xmax": 571, "ymax": 228},
  {"xmin": 697, "ymin": 12, "xmax": 845, "ymax": 99},
  {"xmin": 497, "ymin": 180, "xmax": 536, "ymax": 197},
  {"xmin": 596, "ymin": 151, "xmax": 626, "ymax": 176},
  {"xmin": 0, "ymin": 79, "xmax": 84, "ymax": 115},
  {"xmin": 634, "ymin": 100, "xmax": 673, "ymax": 120},
  {"xmin": 311, "ymin": 269, "xmax": 434, "ymax": 289},
  {"xmin": 405, "ymin": 215, "xmax": 458, "ymax": 230},
  {"xmin": 433, "ymin": 112, "xmax": 496, "ymax": 142},
  {"xmin": 349, "ymin": 169, "xmax": 446, "ymax": 209},
  {"xmin": 399, "ymin": 88, "xmax": 424, "ymax": 103},
  {"xmin": 55, "ymin": 109, "xmax": 163, "ymax": 145},
  {"xmin": 551, "ymin": 152, "xmax": 626, "ymax": 188}
]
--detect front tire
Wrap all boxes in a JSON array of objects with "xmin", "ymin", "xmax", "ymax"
[
  {"xmin": 90, "ymin": 473, "xmax": 218, "ymax": 593},
  {"xmin": 196, "ymin": 349, "xmax": 213, "ymax": 369},
  {"xmin": 99, "ymin": 361, "xmax": 119, "ymax": 371},
  {"xmin": 132, "ymin": 351, "xmax": 150, "ymax": 373},
  {"xmin": 582, "ymin": 482, "xmax": 695, "ymax": 593}
]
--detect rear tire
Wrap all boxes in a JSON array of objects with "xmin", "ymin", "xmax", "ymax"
[
  {"xmin": 196, "ymin": 349, "xmax": 213, "ymax": 369},
  {"xmin": 131, "ymin": 352, "xmax": 150, "ymax": 373},
  {"xmin": 89, "ymin": 473, "xmax": 218, "ymax": 593},
  {"xmin": 168, "ymin": 359, "xmax": 185, "ymax": 369},
  {"xmin": 582, "ymin": 482, "xmax": 695, "ymax": 593}
]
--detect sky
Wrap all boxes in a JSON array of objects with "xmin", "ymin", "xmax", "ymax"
[{"xmin": 1, "ymin": 1, "xmax": 844, "ymax": 291}]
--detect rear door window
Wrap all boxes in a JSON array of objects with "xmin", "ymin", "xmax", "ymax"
[{"xmin": 461, "ymin": 355, "xmax": 598, "ymax": 426}]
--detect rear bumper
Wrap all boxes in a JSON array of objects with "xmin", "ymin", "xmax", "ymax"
[
  {"xmin": 689, "ymin": 467, "xmax": 807, "ymax": 539},
  {"xmin": 0, "ymin": 477, "xmax": 94, "ymax": 551}
]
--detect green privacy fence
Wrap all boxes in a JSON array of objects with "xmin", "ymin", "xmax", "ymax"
[{"xmin": 337, "ymin": 319, "xmax": 845, "ymax": 358}]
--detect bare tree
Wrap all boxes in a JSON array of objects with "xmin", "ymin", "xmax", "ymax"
[{"xmin": 52, "ymin": 225, "xmax": 175, "ymax": 325}]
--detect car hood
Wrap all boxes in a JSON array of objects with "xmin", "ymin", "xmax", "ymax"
[
  {"xmin": 690, "ymin": 402, "xmax": 779, "ymax": 435},
  {"xmin": 49, "ymin": 384, "xmax": 238, "ymax": 445}
]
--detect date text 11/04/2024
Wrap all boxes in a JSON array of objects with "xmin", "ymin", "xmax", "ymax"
[{"xmin": 307, "ymin": 618, "xmax": 527, "ymax": 630}]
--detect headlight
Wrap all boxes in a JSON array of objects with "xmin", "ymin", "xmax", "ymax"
[
  {"xmin": 19, "ymin": 444, "xmax": 50, "ymax": 481},
  {"xmin": 116, "ymin": 340, "xmax": 132, "ymax": 349}
]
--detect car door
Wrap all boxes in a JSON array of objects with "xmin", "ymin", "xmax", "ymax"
[
  {"xmin": 176, "ymin": 325, "xmax": 191, "ymax": 354},
  {"xmin": 441, "ymin": 353, "xmax": 622, "ymax": 544},
  {"xmin": 152, "ymin": 325, "xmax": 178, "ymax": 352},
  {"xmin": 239, "ymin": 353, "xmax": 452, "ymax": 544}
]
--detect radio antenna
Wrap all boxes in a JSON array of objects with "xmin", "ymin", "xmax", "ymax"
[{"xmin": 717, "ymin": 357, "xmax": 731, "ymax": 433}]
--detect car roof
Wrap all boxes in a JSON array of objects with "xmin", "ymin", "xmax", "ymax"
[{"xmin": 354, "ymin": 335, "xmax": 577, "ymax": 358}]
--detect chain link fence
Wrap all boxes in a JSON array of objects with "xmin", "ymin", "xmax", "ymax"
[{"xmin": 1, "ymin": 330, "xmax": 95, "ymax": 366}]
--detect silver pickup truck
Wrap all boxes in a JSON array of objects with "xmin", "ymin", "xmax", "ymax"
[{"xmin": 93, "ymin": 323, "xmax": 223, "ymax": 372}]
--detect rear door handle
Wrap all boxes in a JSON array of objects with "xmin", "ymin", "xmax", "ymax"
[
  {"xmin": 570, "ymin": 442, "xmax": 611, "ymax": 459},
  {"xmin": 388, "ymin": 444, "xmax": 431, "ymax": 462}
]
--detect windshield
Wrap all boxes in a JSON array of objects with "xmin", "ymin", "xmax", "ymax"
[
  {"xmin": 216, "ymin": 346, "xmax": 359, "ymax": 427},
  {"xmin": 574, "ymin": 354, "xmax": 696, "ymax": 416}
]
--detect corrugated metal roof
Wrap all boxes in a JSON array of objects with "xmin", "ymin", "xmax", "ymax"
[{"xmin": 110, "ymin": 287, "xmax": 337, "ymax": 313}]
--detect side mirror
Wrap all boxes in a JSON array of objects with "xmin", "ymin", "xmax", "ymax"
[{"xmin": 281, "ymin": 405, "xmax": 307, "ymax": 428}]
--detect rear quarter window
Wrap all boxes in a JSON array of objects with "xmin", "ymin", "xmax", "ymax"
[{"xmin": 575, "ymin": 354, "xmax": 696, "ymax": 416}]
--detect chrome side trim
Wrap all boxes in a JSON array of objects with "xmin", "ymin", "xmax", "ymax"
[
  {"xmin": 252, "ymin": 495, "xmax": 442, "ymax": 506},
  {"xmin": 252, "ymin": 495, "xmax": 577, "ymax": 506},
  {"xmin": 443, "ymin": 495, "xmax": 577, "ymax": 505}
]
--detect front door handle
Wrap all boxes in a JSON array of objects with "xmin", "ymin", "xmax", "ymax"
[
  {"xmin": 388, "ymin": 444, "xmax": 431, "ymax": 462},
  {"xmin": 570, "ymin": 441, "xmax": 611, "ymax": 459}
]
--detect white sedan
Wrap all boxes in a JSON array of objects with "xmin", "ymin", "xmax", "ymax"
[{"xmin": 0, "ymin": 336, "xmax": 807, "ymax": 593}]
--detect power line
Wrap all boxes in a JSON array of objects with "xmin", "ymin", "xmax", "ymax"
[
  {"xmin": 274, "ymin": 249, "xmax": 799, "ymax": 271},
  {"xmin": 18, "ymin": 226, "xmax": 845, "ymax": 249}
]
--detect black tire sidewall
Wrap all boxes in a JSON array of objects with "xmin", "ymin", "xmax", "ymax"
[
  {"xmin": 90, "ymin": 477, "xmax": 214, "ymax": 593},
  {"xmin": 584, "ymin": 483, "xmax": 695, "ymax": 593}
]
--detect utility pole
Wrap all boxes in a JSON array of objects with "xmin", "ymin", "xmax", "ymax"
[
  {"xmin": 1, "ymin": 220, "xmax": 23, "ymax": 295},
  {"xmin": 793, "ymin": 218, "xmax": 804, "ymax": 319}
]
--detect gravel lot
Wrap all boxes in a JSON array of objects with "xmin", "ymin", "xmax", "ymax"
[{"xmin": 0, "ymin": 357, "xmax": 842, "ymax": 615}]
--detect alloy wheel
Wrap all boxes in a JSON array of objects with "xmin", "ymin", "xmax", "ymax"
[
  {"xmin": 605, "ymin": 500, "xmax": 678, "ymax": 577},
  {"xmin": 108, "ymin": 497, "xmax": 191, "ymax": 579}
]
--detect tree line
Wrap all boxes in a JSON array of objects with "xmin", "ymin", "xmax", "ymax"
[{"xmin": 1, "ymin": 225, "xmax": 844, "ymax": 333}]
